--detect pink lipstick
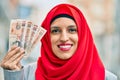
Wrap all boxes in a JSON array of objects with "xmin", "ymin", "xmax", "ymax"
[{"xmin": 58, "ymin": 44, "xmax": 72, "ymax": 51}]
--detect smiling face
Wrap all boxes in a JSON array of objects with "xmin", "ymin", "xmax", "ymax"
[{"xmin": 50, "ymin": 17, "xmax": 78, "ymax": 60}]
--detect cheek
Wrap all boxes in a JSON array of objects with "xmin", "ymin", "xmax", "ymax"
[
  {"xmin": 50, "ymin": 35, "xmax": 59, "ymax": 47},
  {"xmin": 76, "ymin": 37, "xmax": 79, "ymax": 44},
  {"xmin": 50, "ymin": 36, "xmax": 59, "ymax": 56},
  {"xmin": 72, "ymin": 34, "xmax": 78, "ymax": 44}
]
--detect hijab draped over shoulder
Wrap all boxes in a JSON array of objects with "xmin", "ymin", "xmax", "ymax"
[{"xmin": 35, "ymin": 3, "xmax": 105, "ymax": 80}]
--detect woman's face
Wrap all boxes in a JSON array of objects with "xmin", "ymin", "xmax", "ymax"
[{"xmin": 50, "ymin": 17, "xmax": 78, "ymax": 60}]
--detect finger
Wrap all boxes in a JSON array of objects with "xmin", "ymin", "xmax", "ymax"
[
  {"xmin": 8, "ymin": 64, "xmax": 21, "ymax": 70},
  {"xmin": 13, "ymin": 54, "xmax": 24, "ymax": 66},
  {"xmin": 8, "ymin": 48, "xmax": 25, "ymax": 63},
  {"xmin": 1, "ymin": 47, "xmax": 24, "ymax": 70},
  {"xmin": 2, "ymin": 62, "xmax": 20, "ymax": 70},
  {"xmin": 12, "ymin": 51, "xmax": 25, "ymax": 65},
  {"xmin": 8, "ymin": 45, "xmax": 17, "ymax": 51},
  {"xmin": 1, "ymin": 52, "xmax": 24, "ymax": 70},
  {"xmin": 14, "ymin": 66, "xmax": 21, "ymax": 70},
  {"xmin": 17, "ymin": 62, "xmax": 22, "ymax": 69},
  {"xmin": 0, "ymin": 62, "xmax": 12, "ymax": 70},
  {"xmin": 3, "ymin": 47, "xmax": 21, "ymax": 61}
]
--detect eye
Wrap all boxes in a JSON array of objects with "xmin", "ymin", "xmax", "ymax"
[
  {"xmin": 68, "ymin": 28, "xmax": 77, "ymax": 33},
  {"xmin": 51, "ymin": 28, "xmax": 61, "ymax": 34}
]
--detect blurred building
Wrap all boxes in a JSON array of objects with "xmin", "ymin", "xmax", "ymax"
[
  {"xmin": 68, "ymin": 0, "xmax": 120, "ymax": 79},
  {"xmin": 68, "ymin": 0, "xmax": 115, "ymax": 35}
]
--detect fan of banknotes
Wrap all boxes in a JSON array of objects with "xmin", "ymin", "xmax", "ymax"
[{"xmin": 9, "ymin": 19, "xmax": 46, "ymax": 57}]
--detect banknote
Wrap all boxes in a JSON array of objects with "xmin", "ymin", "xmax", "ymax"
[
  {"xmin": 20, "ymin": 20, "xmax": 26, "ymax": 48},
  {"xmin": 9, "ymin": 20, "xmax": 23, "ymax": 48},
  {"xmin": 31, "ymin": 26, "xmax": 46, "ymax": 48},
  {"xmin": 26, "ymin": 25, "xmax": 46, "ymax": 54},
  {"xmin": 24, "ymin": 21, "xmax": 32, "ymax": 49},
  {"xmin": 9, "ymin": 19, "xmax": 47, "ymax": 57},
  {"xmin": 25, "ymin": 24, "xmax": 40, "ymax": 54}
]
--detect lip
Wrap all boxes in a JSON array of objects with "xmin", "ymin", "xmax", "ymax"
[{"xmin": 58, "ymin": 44, "xmax": 72, "ymax": 51}]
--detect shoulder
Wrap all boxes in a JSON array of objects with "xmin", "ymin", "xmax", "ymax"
[
  {"xmin": 23, "ymin": 62, "xmax": 37, "ymax": 80},
  {"xmin": 105, "ymin": 70, "xmax": 117, "ymax": 80},
  {"xmin": 24, "ymin": 62, "xmax": 37, "ymax": 72},
  {"xmin": 25, "ymin": 62, "xmax": 37, "ymax": 68}
]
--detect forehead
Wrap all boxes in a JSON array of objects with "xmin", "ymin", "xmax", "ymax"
[
  {"xmin": 50, "ymin": 14, "xmax": 75, "ymax": 23},
  {"xmin": 51, "ymin": 17, "xmax": 76, "ymax": 26}
]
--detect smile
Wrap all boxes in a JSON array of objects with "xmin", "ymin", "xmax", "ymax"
[{"xmin": 58, "ymin": 44, "xmax": 72, "ymax": 51}]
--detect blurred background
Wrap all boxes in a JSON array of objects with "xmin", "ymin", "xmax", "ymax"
[{"xmin": 0, "ymin": 0, "xmax": 120, "ymax": 80}]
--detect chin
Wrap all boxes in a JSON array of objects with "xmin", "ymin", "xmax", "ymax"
[{"xmin": 58, "ymin": 55, "xmax": 72, "ymax": 60}]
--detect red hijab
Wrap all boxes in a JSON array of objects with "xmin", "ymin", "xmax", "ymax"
[{"xmin": 35, "ymin": 3, "xmax": 105, "ymax": 80}]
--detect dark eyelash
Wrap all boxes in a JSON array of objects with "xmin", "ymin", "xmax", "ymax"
[
  {"xmin": 69, "ymin": 28, "xmax": 77, "ymax": 32},
  {"xmin": 51, "ymin": 29, "xmax": 60, "ymax": 33}
]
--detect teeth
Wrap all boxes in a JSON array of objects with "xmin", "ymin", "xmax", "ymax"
[{"xmin": 59, "ymin": 45, "xmax": 71, "ymax": 48}]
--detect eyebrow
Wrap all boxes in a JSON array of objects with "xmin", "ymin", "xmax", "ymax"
[
  {"xmin": 50, "ymin": 27, "xmax": 60, "ymax": 31},
  {"xmin": 50, "ymin": 26, "xmax": 59, "ymax": 29},
  {"xmin": 50, "ymin": 25, "xmax": 77, "ymax": 29},
  {"xmin": 68, "ymin": 25, "xmax": 77, "ymax": 28}
]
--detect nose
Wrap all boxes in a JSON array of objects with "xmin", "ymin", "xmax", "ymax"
[{"xmin": 60, "ymin": 31, "xmax": 69, "ymax": 42}]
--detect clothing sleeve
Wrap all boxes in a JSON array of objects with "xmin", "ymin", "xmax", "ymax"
[
  {"xmin": 3, "ymin": 62, "xmax": 37, "ymax": 80},
  {"xmin": 105, "ymin": 70, "xmax": 117, "ymax": 80},
  {"xmin": 4, "ymin": 68, "xmax": 24, "ymax": 80}
]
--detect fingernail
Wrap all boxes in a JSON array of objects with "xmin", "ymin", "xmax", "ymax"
[{"xmin": 20, "ymin": 48, "xmax": 24, "ymax": 52}]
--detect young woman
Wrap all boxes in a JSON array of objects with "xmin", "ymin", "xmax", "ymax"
[{"xmin": 0, "ymin": 3, "xmax": 117, "ymax": 80}]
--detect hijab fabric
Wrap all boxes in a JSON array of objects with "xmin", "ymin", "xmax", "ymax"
[{"xmin": 35, "ymin": 3, "xmax": 105, "ymax": 80}]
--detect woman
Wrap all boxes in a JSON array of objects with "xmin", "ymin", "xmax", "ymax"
[{"xmin": 0, "ymin": 3, "xmax": 117, "ymax": 80}]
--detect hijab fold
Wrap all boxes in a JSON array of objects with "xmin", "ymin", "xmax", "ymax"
[{"xmin": 35, "ymin": 3, "xmax": 105, "ymax": 80}]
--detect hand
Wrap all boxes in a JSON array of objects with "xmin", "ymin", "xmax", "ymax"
[{"xmin": 0, "ymin": 46, "xmax": 25, "ymax": 70}]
